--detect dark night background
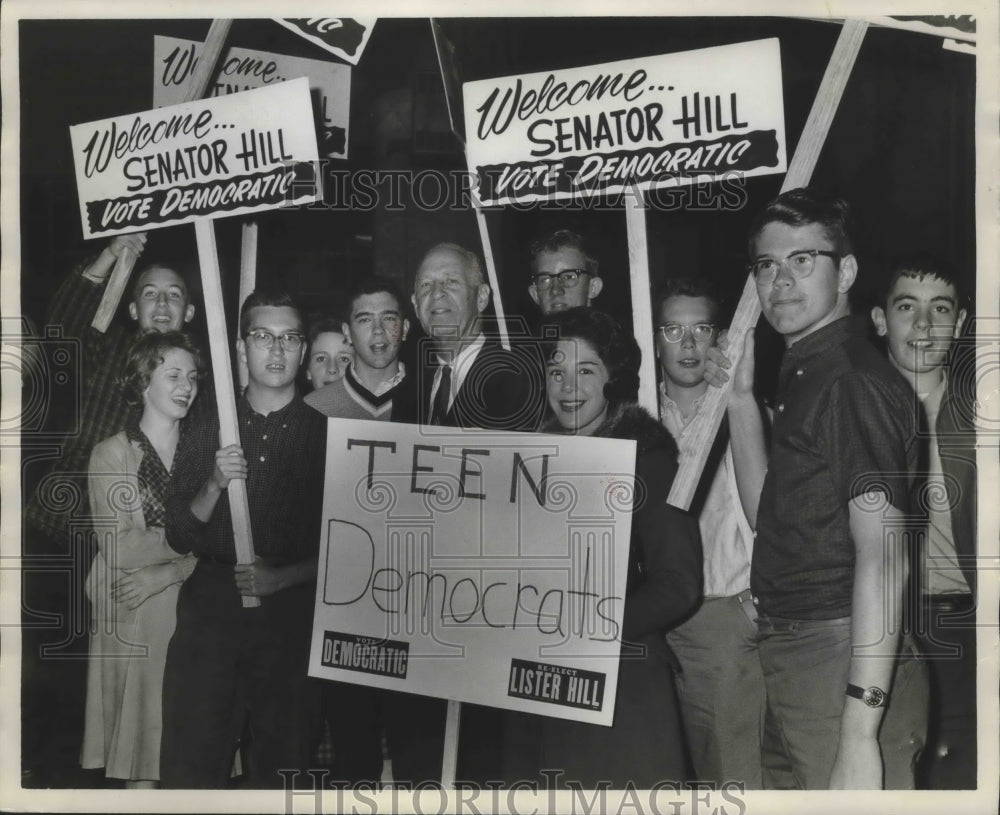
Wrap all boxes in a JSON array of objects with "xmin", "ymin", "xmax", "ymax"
[
  {"xmin": 20, "ymin": 17, "xmax": 975, "ymax": 336},
  {"xmin": 17, "ymin": 15, "xmax": 976, "ymax": 788}
]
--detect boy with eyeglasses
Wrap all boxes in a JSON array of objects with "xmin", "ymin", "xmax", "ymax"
[
  {"xmin": 527, "ymin": 229, "xmax": 604, "ymax": 316},
  {"xmin": 654, "ymin": 277, "xmax": 765, "ymax": 788},
  {"xmin": 711, "ymin": 188, "xmax": 919, "ymax": 789},
  {"xmin": 161, "ymin": 288, "xmax": 327, "ymax": 788}
]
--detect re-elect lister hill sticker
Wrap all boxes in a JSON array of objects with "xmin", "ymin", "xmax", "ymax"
[{"xmin": 507, "ymin": 658, "xmax": 606, "ymax": 711}]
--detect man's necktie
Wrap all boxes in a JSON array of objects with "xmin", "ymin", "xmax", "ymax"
[{"xmin": 430, "ymin": 364, "xmax": 452, "ymax": 426}]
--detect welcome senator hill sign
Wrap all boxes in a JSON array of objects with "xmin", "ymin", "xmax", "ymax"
[
  {"xmin": 70, "ymin": 78, "xmax": 319, "ymax": 238},
  {"xmin": 463, "ymin": 38, "xmax": 786, "ymax": 205}
]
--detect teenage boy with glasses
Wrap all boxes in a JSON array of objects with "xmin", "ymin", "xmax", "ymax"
[
  {"xmin": 527, "ymin": 229, "xmax": 604, "ymax": 316},
  {"xmin": 710, "ymin": 188, "xmax": 919, "ymax": 789},
  {"xmin": 160, "ymin": 288, "xmax": 326, "ymax": 788},
  {"xmin": 654, "ymin": 277, "xmax": 766, "ymax": 789}
]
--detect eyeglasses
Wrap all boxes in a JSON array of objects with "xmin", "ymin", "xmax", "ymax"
[
  {"xmin": 748, "ymin": 250, "xmax": 840, "ymax": 284},
  {"xmin": 532, "ymin": 269, "xmax": 587, "ymax": 290},
  {"xmin": 245, "ymin": 330, "xmax": 305, "ymax": 352},
  {"xmin": 657, "ymin": 322, "xmax": 716, "ymax": 343}
]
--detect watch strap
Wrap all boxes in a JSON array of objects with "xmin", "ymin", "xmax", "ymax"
[{"xmin": 845, "ymin": 683, "xmax": 889, "ymax": 707}]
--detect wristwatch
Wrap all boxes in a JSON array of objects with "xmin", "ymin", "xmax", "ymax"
[{"xmin": 845, "ymin": 683, "xmax": 889, "ymax": 708}]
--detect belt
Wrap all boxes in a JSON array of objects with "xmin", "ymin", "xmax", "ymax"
[{"xmin": 925, "ymin": 594, "xmax": 974, "ymax": 613}]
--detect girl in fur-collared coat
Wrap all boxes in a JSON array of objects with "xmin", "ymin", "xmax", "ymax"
[{"xmin": 504, "ymin": 307, "xmax": 702, "ymax": 788}]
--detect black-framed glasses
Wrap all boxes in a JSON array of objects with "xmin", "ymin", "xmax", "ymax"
[
  {"xmin": 532, "ymin": 269, "xmax": 587, "ymax": 290},
  {"xmin": 748, "ymin": 249, "xmax": 840, "ymax": 284},
  {"xmin": 657, "ymin": 322, "xmax": 717, "ymax": 343},
  {"xmin": 245, "ymin": 330, "xmax": 305, "ymax": 352}
]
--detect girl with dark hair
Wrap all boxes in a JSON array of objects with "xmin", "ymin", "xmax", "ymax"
[
  {"xmin": 304, "ymin": 313, "xmax": 354, "ymax": 392},
  {"xmin": 528, "ymin": 307, "xmax": 702, "ymax": 786},
  {"xmin": 81, "ymin": 331, "xmax": 203, "ymax": 787}
]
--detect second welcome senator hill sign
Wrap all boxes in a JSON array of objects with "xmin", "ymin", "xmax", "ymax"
[
  {"xmin": 69, "ymin": 78, "xmax": 320, "ymax": 239},
  {"xmin": 463, "ymin": 38, "xmax": 787, "ymax": 205}
]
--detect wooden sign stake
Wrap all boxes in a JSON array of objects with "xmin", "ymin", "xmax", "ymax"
[
  {"xmin": 237, "ymin": 222, "xmax": 259, "ymax": 391},
  {"xmin": 441, "ymin": 699, "xmax": 461, "ymax": 789},
  {"xmin": 473, "ymin": 201, "xmax": 511, "ymax": 351},
  {"xmin": 90, "ymin": 19, "xmax": 233, "ymax": 332},
  {"xmin": 667, "ymin": 18, "xmax": 869, "ymax": 510},
  {"xmin": 196, "ymin": 219, "xmax": 260, "ymax": 609},
  {"xmin": 625, "ymin": 186, "xmax": 658, "ymax": 416},
  {"xmin": 90, "ymin": 247, "xmax": 136, "ymax": 332}
]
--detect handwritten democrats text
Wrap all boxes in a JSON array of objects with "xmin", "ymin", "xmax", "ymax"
[
  {"xmin": 70, "ymin": 78, "xmax": 320, "ymax": 239},
  {"xmin": 463, "ymin": 38, "xmax": 786, "ymax": 205},
  {"xmin": 308, "ymin": 419, "xmax": 637, "ymax": 726}
]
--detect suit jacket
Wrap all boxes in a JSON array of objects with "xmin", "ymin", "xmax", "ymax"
[{"xmin": 416, "ymin": 337, "xmax": 545, "ymax": 432}]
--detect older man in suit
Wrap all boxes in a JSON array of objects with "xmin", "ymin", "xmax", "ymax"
[
  {"xmin": 405, "ymin": 242, "xmax": 543, "ymax": 786},
  {"xmin": 412, "ymin": 242, "xmax": 543, "ymax": 432}
]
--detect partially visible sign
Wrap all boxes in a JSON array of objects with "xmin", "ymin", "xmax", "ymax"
[
  {"xmin": 463, "ymin": 38, "xmax": 786, "ymax": 205},
  {"xmin": 70, "ymin": 78, "xmax": 319, "ymax": 238},
  {"xmin": 274, "ymin": 18, "xmax": 376, "ymax": 65},
  {"xmin": 430, "ymin": 18, "xmax": 465, "ymax": 148},
  {"xmin": 874, "ymin": 15, "xmax": 976, "ymax": 42},
  {"xmin": 153, "ymin": 35, "xmax": 351, "ymax": 158},
  {"xmin": 308, "ymin": 419, "xmax": 637, "ymax": 726}
]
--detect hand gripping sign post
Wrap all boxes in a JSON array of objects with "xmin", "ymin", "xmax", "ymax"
[
  {"xmin": 90, "ymin": 19, "xmax": 232, "ymax": 333},
  {"xmin": 152, "ymin": 32, "xmax": 353, "ymax": 387},
  {"xmin": 666, "ymin": 19, "xmax": 868, "ymax": 509},
  {"xmin": 463, "ymin": 24, "xmax": 873, "ymax": 511},
  {"xmin": 463, "ymin": 37, "xmax": 787, "ymax": 405},
  {"xmin": 70, "ymin": 77, "xmax": 321, "ymax": 607},
  {"xmin": 308, "ymin": 419, "xmax": 637, "ymax": 782}
]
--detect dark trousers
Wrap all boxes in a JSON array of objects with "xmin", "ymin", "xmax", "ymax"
[
  {"xmin": 916, "ymin": 594, "xmax": 977, "ymax": 789},
  {"xmin": 379, "ymin": 694, "xmax": 503, "ymax": 786},
  {"xmin": 320, "ymin": 679, "xmax": 384, "ymax": 784},
  {"xmin": 160, "ymin": 563, "xmax": 317, "ymax": 789}
]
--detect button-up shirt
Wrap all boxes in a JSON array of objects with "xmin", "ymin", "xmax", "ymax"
[
  {"xmin": 752, "ymin": 316, "xmax": 918, "ymax": 619},
  {"xmin": 165, "ymin": 394, "xmax": 327, "ymax": 566},
  {"xmin": 661, "ymin": 386, "xmax": 754, "ymax": 598},
  {"xmin": 921, "ymin": 377, "xmax": 970, "ymax": 595}
]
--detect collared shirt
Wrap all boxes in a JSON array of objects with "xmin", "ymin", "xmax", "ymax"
[
  {"xmin": 429, "ymin": 333, "xmax": 486, "ymax": 417},
  {"xmin": 753, "ymin": 316, "xmax": 918, "ymax": 619},
  {"xmin": 921, "ymin": 377, "xmax": 970, "ymax": 595},
  {"xmin": 165, "ymin": 394, "xmax": 326, "ymax": 567},
  {"xmin": 660, "ymin": 385, "xmax": 753, "ymax": 598}
]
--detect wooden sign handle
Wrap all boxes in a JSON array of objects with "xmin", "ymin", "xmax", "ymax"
[
  {"xmin": 181, "ymin": 19, "xmax": 233, "ymax": 103},
  {"xmin": 88, "ymin": 19, "xmax": 233, "ymax": 333},
  {"xmin": 195, "ymin": 219, "xmax": 260, "ymax": 609},
  {"xmin": 441, "ymin": 699, "xmax": 460, "ymax": 788},
  {"xmin": 473, "ymin": 202, "xmax": 511, "ymax": 351},
  {"xmin": 237, "ymin": 222, "xmax": 258, "ymax": 391},
  {"xmin": 626, "ymin": 188, "xmax": 658, "ymax": 416},
  {"xmin": 667, "ymin": 18, "xmax": 869, "ymax": 510},
  {"xmin": 90, "ymin": 247, "xmax": 136, "ymax": 332}
]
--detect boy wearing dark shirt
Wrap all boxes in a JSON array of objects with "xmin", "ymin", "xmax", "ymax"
[
  {"xmin": 715, "ymin": 189, "xmax": 919, "ymax": 789},
  {"xmin": 160, "ymin": 289, "xmax": 326, "ymax": 788}
]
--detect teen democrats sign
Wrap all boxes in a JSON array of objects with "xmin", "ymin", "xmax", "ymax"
[
  {"xmin": 70, "ymin": 78, "xmax": 319, "ymax": 238},
  {"xmin": 464, "ymin": 38, "xmax": 786, "ymax": 205},
  {"xmin": 308, "ymin": 419, "xmax": 637, "ymax": 726}
]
